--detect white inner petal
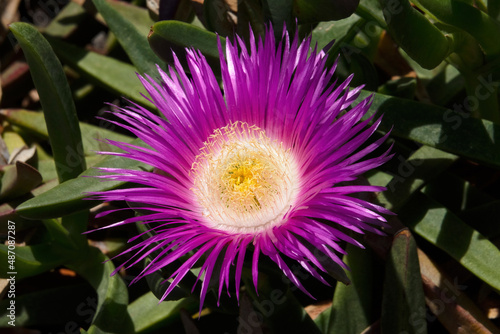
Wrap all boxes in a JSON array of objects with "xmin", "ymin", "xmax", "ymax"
[{"xmin": 191, "ymin": 122, "xmax": 299, "ymax": 233}]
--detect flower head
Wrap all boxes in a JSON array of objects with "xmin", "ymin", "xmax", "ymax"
[{"xmin": 91, "ymin": 26, "xmax": 393, "ymax": 309}]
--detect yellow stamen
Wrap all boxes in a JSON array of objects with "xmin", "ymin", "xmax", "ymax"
[{"xmin": 191, "ymin": 121, "xmax": 298, "ymax": 233}]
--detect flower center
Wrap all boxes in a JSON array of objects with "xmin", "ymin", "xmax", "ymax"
[{"xmin": 191, "ymin": 122, "xmax": 299, "ymax": 233}]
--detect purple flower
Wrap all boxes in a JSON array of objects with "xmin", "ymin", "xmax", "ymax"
[{"xmin": 90, "ymin": 26, "xmax": 393, "ymax": 309}]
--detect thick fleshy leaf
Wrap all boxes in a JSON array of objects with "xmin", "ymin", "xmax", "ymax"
[
  {"xmin": 128, "ymin": 292, "xmax": 196, "ymax": 333},
  {"xmin": 356, "ymin": 0, "xmax": 385, "ymax": 28},
  {"xmin": 41, "ymin": 218, "xmax": 79, "ymax": 250},
  {"xmin": 45, "ymin": 36, "xmax": 155, "ymax": 110},
  {"xmin": 107, "ymin": 0, "xmax": 155, "ymax": 37},
  {"xmin": 425, "ymin": 65, "xmax": 464, "ymax": 106},
  {"xmin": 15, "ymin": 139, "xmax": 152, "ymax": 219},
  {"xmin": 37, "ymin": 154, "xmax": 104, "ymax": 183},
  {"xmin": 0, "ymin": 203, "xmax": 38, "ymax": 233},
  {"xmin": 61, "ymin": 210, "xmax": 90, "ymax": 250},
  {"xmin": 0, "ymin": 109, "xmax": 132, "ymax": 156},
  {"xmin": 0, "ymin": 243, "xmax": 69, "ymax": 280},
  {"xmin": 423, "ymin": 172, "xmax": 496, "ymax": 212},
  {"xmin": 413, "ymin": 0, "xmax": 500, "ymax": 57},
  {"xmin": 461, "ymin": 200, "xmax": 500, "ymax": 239},
  {"xmin": 148, "ymin": 20, "xmax": 225, "ymax": 74},
  {"xmin": 379, "ymin": 0, "xmax": 451, "ymax": 69},
  {"xmin": 293, "ymin": 0, "xmax": 360, "ymax": 23},
  {"xmin": 378, "ymin": 76, "xmax": 417, "ymax": 99},
  {"xmin": 69, "ymin": 247, "xmax": 133, "ymax": 334},
  {"xmin": 3, "ymin": 25, "xmax": 90, "ymax": 245},
  {"xmin": 315, "ymin": 243, "xmax": 377, "ymax": 334},
  {"xmin": 359, "ymin": 90, "xmax": 500, "ymax": 167},
  {"xmin": 0, "ymin": 161, "xmax": 42, "ymax": 201},
  {"xmin": 419, "ymin": 172, "xmax": 500, "ymax": 238},
  {"xmin": 10, "ymin": 23, "xmax": 86, "ymax": 182},
  {"xmin": 93, "ymin": 0, "xmax": 163, "ymax": 75},
  {"xmin": 311, "ymin": 14, "xmax": 363, "ymax": 52},
  {"xmin": 43, "ymin": 1, "xmax": 87, "ymax": 38},
  {"xmin": 367, "ymin": 145, "xmax": 458, "ymax": 212},
  {"xmin": 381, "ymin": 229, "xmax": 427, "ymax": 333},
  {"xmin": 2, "ymin": 130, "xmax": 27, "ymax": 160},
  {"xmin": 400, "ymin": 192, "xmax": 500, "ymax": 293}
]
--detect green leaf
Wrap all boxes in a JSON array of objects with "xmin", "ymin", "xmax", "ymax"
[
  {"xmin": 15, "ymin": 139, "xmax": 152, "ymax": 219},
  {"xmin": 378, "ymin": 76, "xmax": 417, "ymax": 99},
  {"xmin": 36, "ymin": 155, "xmax": 104, "ymax": 183},
  {"xmin": 10, "ymin": 23, "xmax": 86, "ymax": 182},
  {"xmin": 0, "ymin": 109, "xmax": 132, "ymax": 156},
  {"xmin": 356, "ymin": 0, "xmax": 386, "ymax": 28},
  {"xmin": 425, "ymin": 65, "xmax": 464, "ymax": 106},
  {"xmin": 62, "ymin": 210, "xmax": 90, "ymax": 250},
  {"xmin": 413, "ymin": 0, "xmax": 500, "ymax": 57},
  {"xmin": 0, "ymin": 243, "xmax": 69, "ymax": 279},
  {"xmin": 93, "ymin": 0, "xmax": 163, "ymax": 75},
  {"xmin": 1, "ymin": 109, "xmax": 47, "ymax": 138},
  {"xmin": 42, "ymin": 218, "xmax": 78, "ymax": 250},
  {"xmin": 107, "ymin": 0, "xmax": 154, "ymax": 37},
  {"xmin": 381, "ymin": 229, "xmax": 427, "ymax": 333},
  {"xmin": 359, "ymin": 90, "xmax": 500, "ymax": 167},
  {"xmin": 128, "ymin": 292, "xmax": 196, "ymax": 333},
  {"xmin": 311, "ymin": 14, "xmax": 364, "ymax": 52},
  {"xmin": 315, "ymin": 244, "xmax": 377, "ymax": 334},
  {"xmin": 461, "ymin": 200, "xmax": 500, "ymax": 239},
  {"xmin": 43, "ymin": 1, "xmax": 87, "ymax": 38},
  {"xmin": 45, "ymin": 36, "xmax": 155, "ymax": 111},
  {"xmin": 2, "ymin": 130, "xmax": 27, "ymax": 155},
  {"xmin": 148, "ymin": 20, "xmax": 225, "ymax": 74},
  {"xmin": 420, "ymin": 171, "xmax": 495, "ymax": 213},
  {"xmin": 0, "ymin": 203, "xmax": 38, "ymax": 234},
  {"xmin": 0, "ymin": 161, "xmax": 42, "ymax": 201},
  {"xmin": 399, "ymin": 192, "xmax": 500, "ymax": 293},
  {"xmin": 293, "ymin": 0, "xmax": 360, "ymax": 24},
  {"xmin": 69, "ymin": 247, "xmax": 133, "ymax": 334},
  {"xmin": 379, "ymin": 0, "xmax": 451, "ymax": 69},
  {"xmin": 367, "ymin": 145, "xmax": 458, "ymax": 212}
]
